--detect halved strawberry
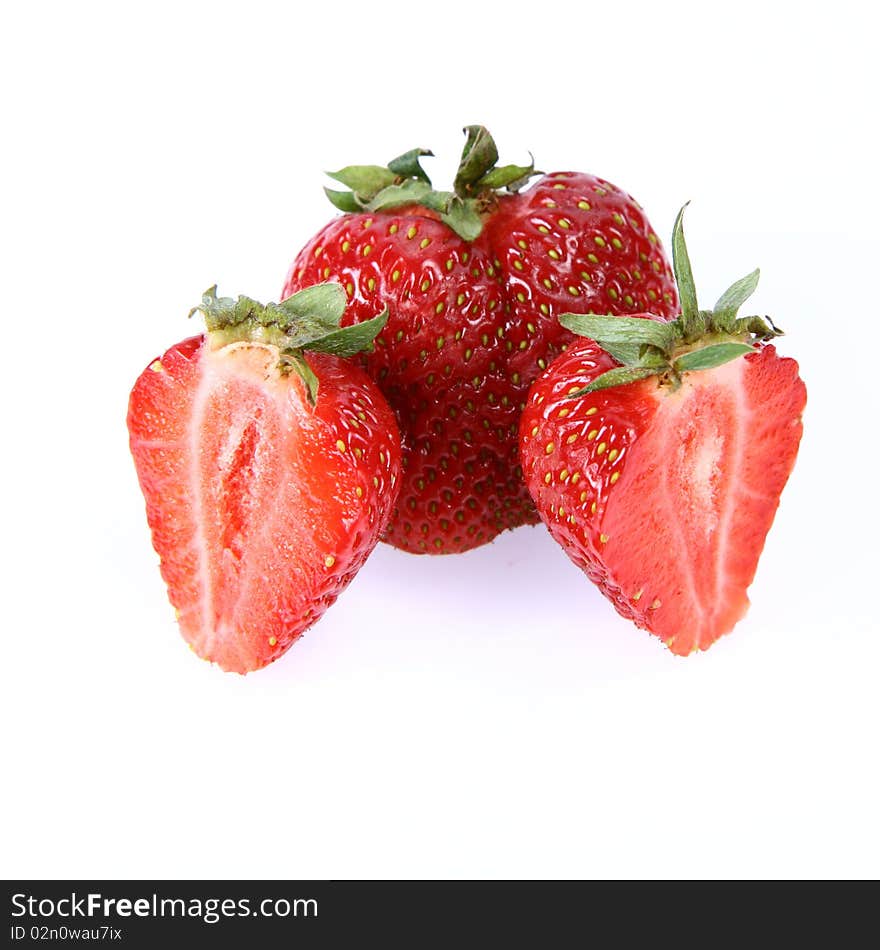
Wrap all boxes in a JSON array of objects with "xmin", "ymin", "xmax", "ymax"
[
  {"xmin": 519, "ymin": 208, "xmax": 806, "ymax": 654},
  {"xmin": 128, "ymin": 285, "xmax": 401, "ymax": 673}
]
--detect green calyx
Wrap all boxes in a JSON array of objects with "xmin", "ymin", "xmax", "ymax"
[
  {"xmin": 323, "ymin": 125, "xmax": 539, "ymax": 241},
  {"xmin": 190, "ymin": 284, "xmax": 387, "ymax": 405},
  {"xmin": 559, "ymin": 205, "xmax": 783, "ymax": 396}
]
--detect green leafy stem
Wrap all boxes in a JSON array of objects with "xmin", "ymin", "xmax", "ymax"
[
  {"xmin": 191, "ymin": 284, "xmax": 387, "ymax": 404},
  {"xmin": 323, "ymin": 125, "xmax": 539, "ymax": 241},
  {"xmin": 559, "ymin": 205, "xmax": 783, "ymax": 396}
]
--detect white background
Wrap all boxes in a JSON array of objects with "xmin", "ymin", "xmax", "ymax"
[{"xmin": 2, "ymin": 1, "xmax": 878, "ymax": 879}]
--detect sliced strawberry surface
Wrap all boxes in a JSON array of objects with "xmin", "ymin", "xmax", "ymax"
[
  {"xmin": 128, "ymin": 289, "xmax": 401, "ymax": 673},
  {"xmin": 602, "ymin": 346, "xmax": 805, "ymax": 653}
]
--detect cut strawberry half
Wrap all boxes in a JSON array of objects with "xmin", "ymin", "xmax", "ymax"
[
  {"xmin": 520, "ymin": 207, "xmax": 806, "ymax": 654},
  {"xmin": 128, "ymin": 286, "xmax": 401, "ymax": 673},
  {"xmin": 597, "ymin": 345, "xmax": 805, "ymax": 653}
]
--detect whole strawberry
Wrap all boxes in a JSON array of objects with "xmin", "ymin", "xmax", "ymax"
[
  {"xmin": 519, "ymin": 208, "xmax": 806, "ymax": 655},
  {"xmin": 282, "ymin": 127, "xmax": 678, "ymax": 554},
  {"xmin": 128, "ymin": 285, "xmax": 401, "ymax": 673}
]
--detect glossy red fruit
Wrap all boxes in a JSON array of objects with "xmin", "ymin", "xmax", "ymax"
[
  {"xmin": 519, "ymin": 210, "xmax": 806, "ymax": 654},
  {"xmin": 483, "ymin": 170, "xmax": 677, "ymax": 381},
  {"xmin": 285, "ymin": 212, "xmax": 523, "ymax": 552},
  {"xmin": 128, "ymin": 287, "xmax": 401, "ymax": 673},
  {"xmin": 282, "ymin": 127, "xmax": 677, "ymax": 554}
]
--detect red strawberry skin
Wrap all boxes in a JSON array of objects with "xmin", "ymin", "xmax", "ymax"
[
  {"xmin": 519, "ymin": 338, "xmax": 806, "ymax": 654},
  {"xmin": 283, "ymin": 210, "xmax": 534, "ymax": 552},
  {"xmin": 484, "ymin": 172, "xmax": 678, "ymax": 381},
  {"xmin": 128, "ymin": 336, "xmax": 401, "ymax": 673},
  {"xmin": 282, "ymin": 174, "xmax": 677, "ymax": 554}
]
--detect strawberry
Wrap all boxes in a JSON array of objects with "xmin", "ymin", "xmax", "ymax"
[
  {"xmin": 519, "ymin": 208, "xmax": 806, "ymax": 655},
  {"xmin": 282, "ymin": 127, "xmax": 677, "ymax": 554},
  {"xmin": 483, "ymin": 169, "xmax": 678, "ymax": 381},
  {"xmin": 128, "ymin": 285, "xmax": 401, "ymax": 673}
]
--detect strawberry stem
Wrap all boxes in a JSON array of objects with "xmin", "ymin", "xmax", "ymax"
[
  {"xmin": 191, "ymin": 284, "xmax": 387, "ymax": 404},
  {"xmin": 714, "ymin": 268, "xmax": 760, "ymax": 329},
  {"xmin": 320, "ymin": 126, "xmax": 539, "ymax": 240},
  {"xmin": 453, "ymin": 125, "xmax": 499, "ymax": 194},
  {"xmin": 558, "ymin": 205, "xmax": 784, "ymax": 396},
  {"xmin": 387, "ymin": 147, "xmax": 433, "ymax": 184},
  {"xmin": 671, "ymin": 203, "xmax": 701, "ymax": 339}
]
